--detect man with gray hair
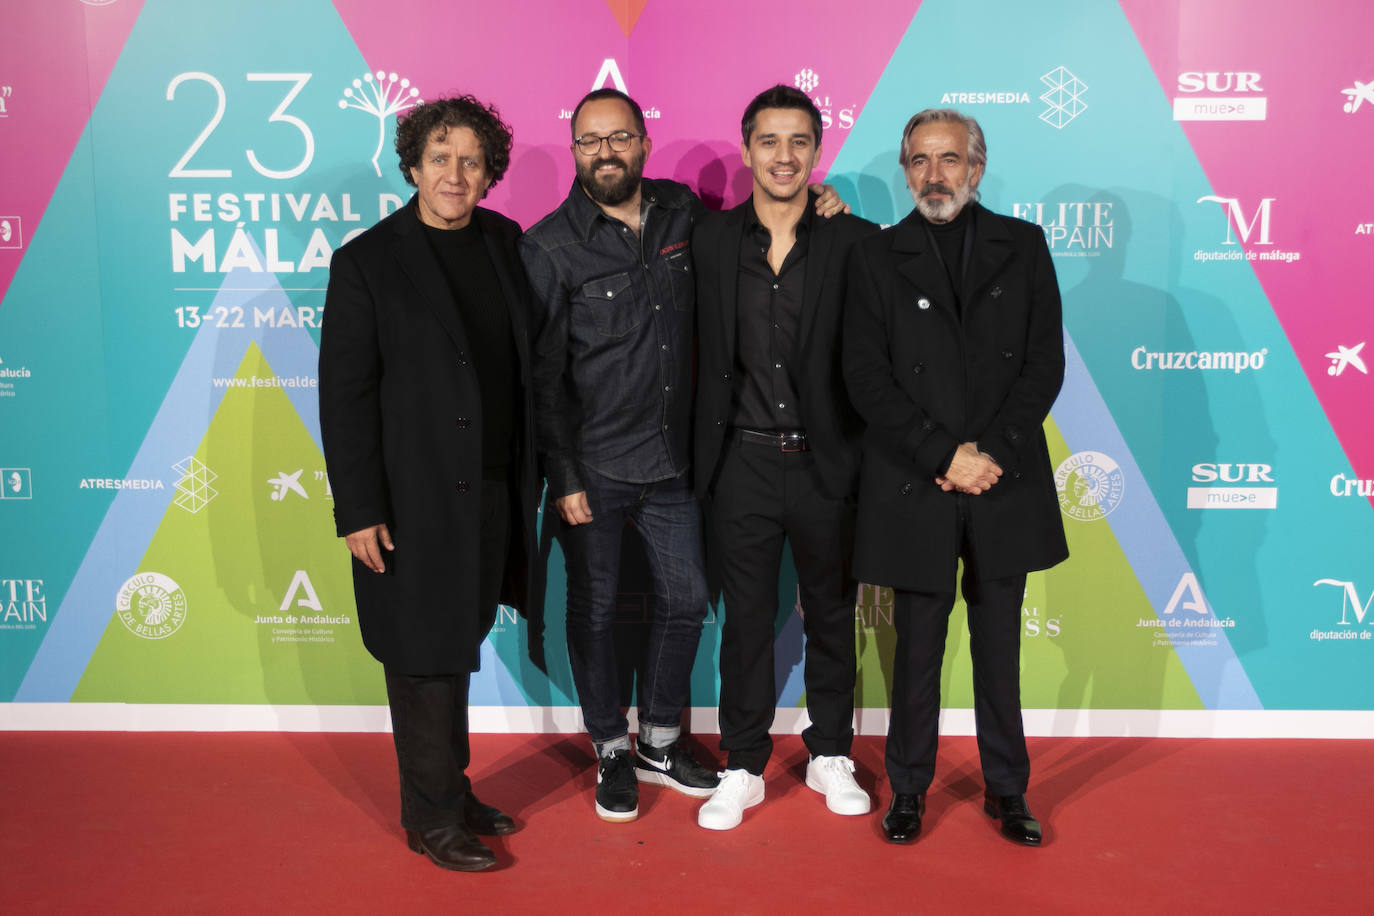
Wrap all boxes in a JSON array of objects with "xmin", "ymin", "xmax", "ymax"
[{"xmin": 842, "ymin": 108, "xmax": 1068, "ymax": 846}]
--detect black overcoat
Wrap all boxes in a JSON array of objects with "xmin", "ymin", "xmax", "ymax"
[
  {"xmin": 692, "ymin": 198, "xmax": 879, "ymax": 500},
  {"xmin": 842, "ymin": 203, "xmax": 1068, "ymax": 592},
  {"xmin": 318, "ymin": 199, "xmax": 538, "ymax": 674}
]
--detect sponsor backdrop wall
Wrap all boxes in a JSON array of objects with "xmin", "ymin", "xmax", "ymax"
[{"xmin": 2, "ymin": 0, "xmax": 1372, "ymax": 736}]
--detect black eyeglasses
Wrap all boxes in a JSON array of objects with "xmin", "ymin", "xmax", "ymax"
[{"xmin": 572, "ymin": 130, "xmax": 643, "ymax": 155}]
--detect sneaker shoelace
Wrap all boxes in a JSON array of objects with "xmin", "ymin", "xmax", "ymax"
[
  {"xmin": 603, "ymin": 753, "xmax": 635, "ymax": 789},
  {"xmin": 820, "ymin": 756, "xmax": 858, "ymax": 786},
  {"xmin": 712, "ymin": 771, "xmax": 755, "ymax": 803}
]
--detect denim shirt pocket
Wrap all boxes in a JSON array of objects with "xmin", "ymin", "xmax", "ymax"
[
  {"xmin": 665, "ymin": 250, "xmax": 693, "ymax": 312},
  {"xmin": 577, "ymin": 271, "xmax": 640, "ymax": 338}
]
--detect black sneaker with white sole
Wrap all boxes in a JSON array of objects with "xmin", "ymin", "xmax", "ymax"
[
  {"xmin": 634, "ymin": 741, "xmax": 720, "ymax": 798},
  {"xmin": 595, "ymin": 749, "xmax": 639, "ymax": 823}
]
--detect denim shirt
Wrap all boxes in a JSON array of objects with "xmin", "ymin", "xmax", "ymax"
[{"xmin": 521, "ymin": 178, "xmax": 704, "ymax": 498}]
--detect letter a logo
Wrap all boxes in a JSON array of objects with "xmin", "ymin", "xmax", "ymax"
[
  {"xmin": 592, "ymin": 58, "xmax": 629, "ymax": 92},
  {"xmin": 280, "ymin": 569, "xmax": 323, "ymax": 612},
  {"xmin": 1163, "ymin": 572, "xmax": 1208, "ymax": 616}
]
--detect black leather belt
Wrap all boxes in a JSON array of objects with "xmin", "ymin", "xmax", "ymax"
[{"xmin": 733, "ymin": 428, "xmax": 809, "ymax": 452}]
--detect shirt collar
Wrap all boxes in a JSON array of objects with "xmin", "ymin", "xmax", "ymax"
[
  {"xmin": 745, "ymin": 191, "xmax": 815, "ymax": 236},
  {"xmin": 565, "ymin": 177, "xmax": 661, "ymax": 241}
]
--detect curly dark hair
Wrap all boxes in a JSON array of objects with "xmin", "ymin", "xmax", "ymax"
[{"xmin": 395, "ymin": 95, "xmax": 514, "ymax": 194}]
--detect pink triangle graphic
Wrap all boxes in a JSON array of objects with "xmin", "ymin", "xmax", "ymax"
[
  {"xmin": 0, "ymin": 1, "xmax": 146, "ymax": 300},
  {"xmin": 1121, "ymin": 0, "xmax": 1374, "ymax": 491}
]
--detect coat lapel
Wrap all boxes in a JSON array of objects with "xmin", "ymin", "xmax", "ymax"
[
  {"xmin": 389, "ymin": 198, "xmax": 472, "ymax": 356},
  {"xmin": 477, "ymin": 208, "xmax": 531, "ymax": 376},
  {"xmin": 796, "ymin": 212, "xmax": 834, "ymax": 363},
  {"xmin": 717, "ymin": 202, "xmax": 749, "ymax": 361},
  {"xmin": 963, "ymin": 204, "xmax": 1013, "ymax": 305},
  {"xmin": 892, "ymin": 212, "xmax": 956, "ymax": 322}
]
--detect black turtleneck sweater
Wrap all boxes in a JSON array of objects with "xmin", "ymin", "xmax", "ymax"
[
  {"xmin": 422, "ymin": 219, "xmax": 517, "ymax": 479},
  {"xmin": 923, "ymin": 202, "xmax": 972, "ymax": 315}
]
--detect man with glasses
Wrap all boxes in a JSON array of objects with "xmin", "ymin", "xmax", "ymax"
[{"xmin": 520, "ymin": 88, "xmax": 844, "ymax": 823}]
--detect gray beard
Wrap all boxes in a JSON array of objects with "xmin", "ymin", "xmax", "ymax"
[{"xmin": 914, "ymin": 182, "xmax": 972, "ymax": 223}]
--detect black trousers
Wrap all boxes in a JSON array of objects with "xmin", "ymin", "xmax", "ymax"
[
  {"xmin": 383, "ymin": 479, "xmax": 510, "ymax": 831},
  {"xmin": 885, "ymin": 496, "xmax": 1028, "ymax": 796},
  {"xmin": 710, "ymin": 439, "xmax": 857, "ymax": 775}
]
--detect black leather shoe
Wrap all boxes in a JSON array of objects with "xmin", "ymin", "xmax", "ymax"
[
  {"xmin": 405, "ymin": 824, "xmax": 497, "ymax": 871},
  {"xmin": 984, "ymin": 792, "xmax": 1042, "ymax": 846},
  {"xmin": 881, "ymin": 792, "xmax": 925, "ymax": 843},
  {"xmin": 464, "ymin": 794, "xmax": 517, "ymax": 836}
]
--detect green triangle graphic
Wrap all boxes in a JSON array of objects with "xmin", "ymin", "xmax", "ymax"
[
  {"xmin": 73, "ymin": 343, "xmax": 383, "ymax": 704},
  {"xmin": 849, "ymin": 416, "xmax": 1202, "ymax": 710}
]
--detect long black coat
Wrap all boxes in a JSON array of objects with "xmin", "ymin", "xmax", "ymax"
[
  {"xmin": 318, "ymin": 200, "xmax": 537, "ymax": 674},
  {"xmin": 842, "ymin": 204, "xmax": 1068, "ymax": 592},
  {"xmin": 692, "ymin": 199, "xmax": 878, "ymax": 500}
]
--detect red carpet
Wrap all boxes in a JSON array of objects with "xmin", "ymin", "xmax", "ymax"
[{"xmin": 1, "ymin": 732, "xmax": 1367, "ymax": 914}]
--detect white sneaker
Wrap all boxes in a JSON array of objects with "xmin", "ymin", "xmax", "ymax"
[
  {"xmin": 697, "ymin": 769, "xmax": 765, "ymax": 831},
  {"xmin": 805, "ymin": 755, "xmax": 871, "ymax": 815}
]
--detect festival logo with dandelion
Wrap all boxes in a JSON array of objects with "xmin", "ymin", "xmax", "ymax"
[{"xmin": 339, "ymin": 71, "xmax": 422, "ymax": 177}]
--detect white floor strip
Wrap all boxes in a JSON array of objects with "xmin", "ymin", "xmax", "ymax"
[{"xmin": 2, "ymin": 704, "xmax": 1371, "ymax": 738}]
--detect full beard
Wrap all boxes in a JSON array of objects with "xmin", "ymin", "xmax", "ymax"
[
  {"xmin": 913, "ymin": 180, "xmax": 972, "ymax": 223},
  {"xmin": 578, "ymin": 153, "xmax": 644, "ymax": 207}
]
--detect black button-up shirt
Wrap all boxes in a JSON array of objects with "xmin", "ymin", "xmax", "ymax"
[
  {"xmin": 731, "ymin": 203, "xmax": 810, "ymax": 431},
  {"xmin": 521, "ymin": 178, "xmax": 704, "ymax": 497}
]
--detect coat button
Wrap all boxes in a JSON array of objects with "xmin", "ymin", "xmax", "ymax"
[
  {"xmin": 456, "ymin": 481, "xmax": 469, "ymax": 493},
  {"xmin": 921, "ymin": 419, "xmax": 934, "ymax": 431},
  {"xmin": 917, "ymin": 297, "xmax": 931, "ymax": 310},
  {"xmin": 1008, "ymin": 428, "xmax": 1021, "ymax": 441},
  {"xmin": 716, "ymin": 419, "xmax": 724, "ymax": 426},
  {"xmin": 900, "ymin": 482, "xmax": 913, "ymax": 495},
  {"xmin": 722, "ymin": 371, "xmax": 731, "ymax": 380},
  {"xmin": 1002, "ymin": 350, "xmax": 1014, "ymax": 359},
  {"xmin": 913, "ymin": 363, "xmax": 924, "ymax": 374}
]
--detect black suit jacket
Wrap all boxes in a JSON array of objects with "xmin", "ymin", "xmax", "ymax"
[
  {"xmin": 319, "ymin": 199, "xmax": 537, "ymax": 674},
  {"xmin": 692, "ymin": 197, "xmax": 878, "ymax": 500},
  {"xmin": 842, "ymin": 204, "xmax": 1069, "ymax": 591}
]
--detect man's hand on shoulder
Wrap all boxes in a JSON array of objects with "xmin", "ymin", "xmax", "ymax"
[
  {"xmin": 809, "ymin": 183, "xmax": 852, "ymax": 218},
  {"xmin": 555, "ymin": 491, "xmax": 594, "ymax": 526},
  {"xmin": 344, "ymin": 523, "xmax": 394, "ymax": 573}
]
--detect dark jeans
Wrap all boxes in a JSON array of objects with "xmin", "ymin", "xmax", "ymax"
[
  {"xmin": 886, "ymin": 497, "xmax": 1029, "ymax": 796},
  {"xmin": 710, "ymin": 440, "xmax": 857, "ymax": 774},
  {"xmin": 384, "ymin": 479, "xmax": 509, "ymax": 830},
  {"xmin": 557, "ymin": 470, "xmax": 708, "ymax": 743}
]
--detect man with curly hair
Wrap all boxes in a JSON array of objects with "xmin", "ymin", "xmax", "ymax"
[{"xmin": 320, "ymin": 95, "xmax": 538, "ymax": 871}]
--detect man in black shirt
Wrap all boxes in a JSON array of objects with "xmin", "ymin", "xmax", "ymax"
[
  {"xmin": 521, "ymin": 89, "xmax": 720, "ymax": 824},
  {"xmin": 523, "ymin": 86, "xmax": 854, "ymax": 825},
  {"xmin": 691, "ymin": 86, "xmax": 878, "ymax": 830},
  {"xmin": 320, "ymin": 96, "xmax": 538, "ymax": 871}
]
